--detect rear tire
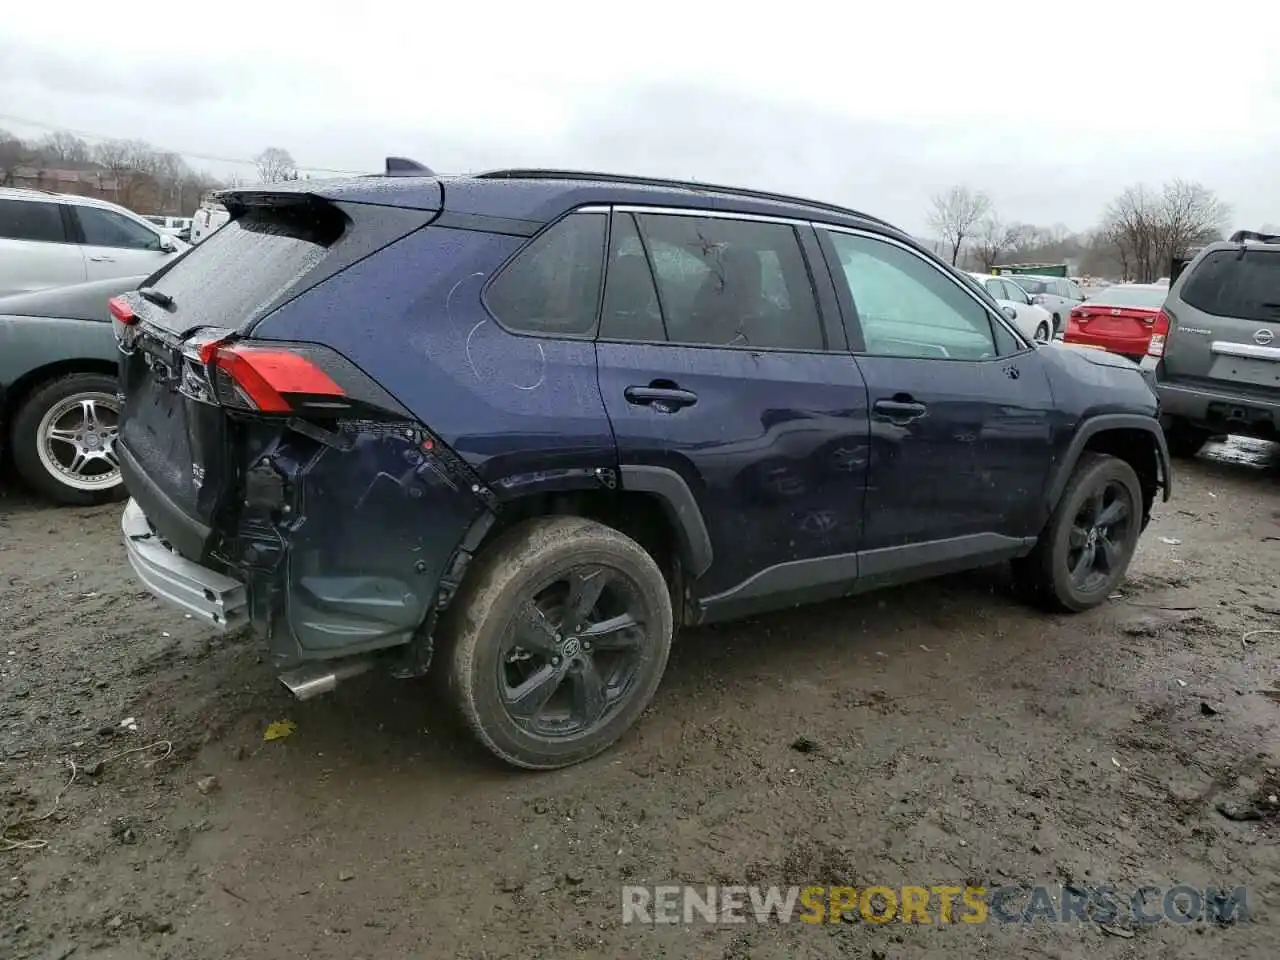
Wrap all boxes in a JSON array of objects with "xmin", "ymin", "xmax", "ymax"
[
  {"xmin": 438, "ymin": 516, "xmax": 673, "ymax": 770},
  {"xmin": 1164, "ymin": 418, "xmax": 1213, "ymax": 459},
  {"xmin": 10, "ymin": 373, "xmax": 126, "ymax": 507},
  {"xmin": 1012, "ymin": 453, "xmax": 1143, "ymax": 612}
]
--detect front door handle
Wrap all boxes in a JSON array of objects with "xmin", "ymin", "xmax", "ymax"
[
  {"xmin": 625, "ymin": 385, "xmax": 698, "ymax": 410},
  {"xmin": 88, "ymin": 256, "xmax": 116, "ymax": 263},
  {"xmin": 873, "ymin": 398, "xmax": 928, "ymax": 423}
]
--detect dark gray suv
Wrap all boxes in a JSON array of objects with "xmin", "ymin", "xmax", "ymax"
[{"xmin": 1141, "ymin": 230, "xmax": 1280, "ymax": 457}]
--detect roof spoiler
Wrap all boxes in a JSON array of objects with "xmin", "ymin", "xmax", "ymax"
[
  {"xmin": 1229, "ymin": 229, "xmax": 1280, "ymax": 244},
  {"xmin": 384, "ymin": 156, "xmax": 435, "ymax": 177}
]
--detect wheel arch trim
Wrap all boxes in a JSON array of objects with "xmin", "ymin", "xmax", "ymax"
[
  {"xmin": 1047, "ymin": 414, "xmax": 1172, "ymax": 513},
  {"xmin": 619, "ymin": 464, "xmax": 713, "ymax": 578}
]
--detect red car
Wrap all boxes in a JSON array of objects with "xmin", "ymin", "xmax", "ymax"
[{"xmin": 1064, "ymin": 283, "xmax": 1169, "ymax": 361}]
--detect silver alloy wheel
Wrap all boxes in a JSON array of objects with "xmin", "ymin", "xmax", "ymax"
[
  {"xmin": 35, "ymin": 391, "xmax": 122, "ymax": 492},
  {"xmin": 1034, "ymin": 322, "xmax": 1051, "ymax": 343}
]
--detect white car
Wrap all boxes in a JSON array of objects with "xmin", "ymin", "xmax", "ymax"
[
  {"xmin": 0, "ymin": 188, "xmax": 187, "ymax": 297},
  {"xmin": 968, "ymin": 272, "xmax": 1056, "ymax": 343},
  {"xmin": 143, "ymin": 215, "xmax": 194, "ymax": 240},
  {"xmin": 189, "ymin": 198, "xmax": 231, "ymax": 244},
  {"xmin": 1004, "ymin": 274, "xmax": 1087, "ymax": 333}
]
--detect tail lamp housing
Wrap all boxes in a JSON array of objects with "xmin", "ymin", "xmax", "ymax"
[{"xmin": 1146, "ymin": 309, "xmax": 1171, "ymax": 357}]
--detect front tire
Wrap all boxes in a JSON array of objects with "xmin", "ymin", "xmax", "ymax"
[
  {"xmin": 1034, "ymin": 320, "xmax": 1051, "ymax": 343},
  {"xmin": 1012, "ymin": 453, "xmax": 1143, "ymax": 612},
  {"xmin": 439, "ymin": 516, "xmax": 673, "ymax": 770},
  {"xmin": 10, "ymin": 373, "xmax": 125, "ymax": 506}
]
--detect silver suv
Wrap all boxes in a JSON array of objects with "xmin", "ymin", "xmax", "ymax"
[
  {"xmin": 0, "ymin": 187, "xmax": 187, "ymax": 297},
  {"xmin": 1141, "ymin": 230, "xmax": 1280, "ymax": 457},
  {"xmin": 1007, "ymin": 275, "xmax": 1088, "ymax": 336}
]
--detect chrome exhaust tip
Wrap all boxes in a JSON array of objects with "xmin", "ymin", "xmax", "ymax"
[{"xmin": 278, "ymin": 658, "xmax": 375, "ymax": 701}]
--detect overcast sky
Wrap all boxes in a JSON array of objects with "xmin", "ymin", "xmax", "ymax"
[{"xmin": 3, "ymin": 1, "xmax": 1277, "ymax": 235}]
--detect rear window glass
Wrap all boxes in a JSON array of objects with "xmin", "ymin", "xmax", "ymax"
[
  {"xmin": 1181, "ymin": 250, "xmax": 1280, "ymax": 322},
  {"xmin": 1091, "ymin": 285, "xmax": 1167, "ymax": 308},
  {"xmin": 150, "ymin": 209, "xmax": 340, "ymax": 331}
]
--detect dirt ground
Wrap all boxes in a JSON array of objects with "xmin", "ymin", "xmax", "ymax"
[{"xmin": 2, "ymin": 440, "xmax": 1279, "ymax": 960}]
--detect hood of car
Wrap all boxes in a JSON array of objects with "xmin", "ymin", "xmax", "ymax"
[
  {"xmin": 1052, "ymin": 341, "xmax": 1142, "ymax": 370},
  {"xmin": 0, "ymin": 275, "xmax": 148, "ymax": 323}
]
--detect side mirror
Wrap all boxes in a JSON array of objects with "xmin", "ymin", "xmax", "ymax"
[
  {"xmin": 158, "ymin": 233, "xmax": 178, "ymax": 253},
  {"xmin": 1001, "ymin": 305, "xmax": 1018, "ymax": 321}
]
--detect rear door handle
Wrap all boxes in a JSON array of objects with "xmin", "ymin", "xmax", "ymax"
[
  {"xmin": 625, "ymin": 386, "xmax": 698, "ymax": 410},
  {"xmin": 873, "ymin": 398, "xmax": 928, "ymax": 422},
  {"xmin": 88, "ymin": 256, "xmax": 116, "ymax": 262}
]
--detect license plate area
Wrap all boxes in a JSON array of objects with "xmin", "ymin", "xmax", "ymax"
[
  {"xmin": 119, "ymin": 328, "xmax": 234, "ymax": 547},
  {"xmin": 1208, "ymin": 355, "xmax": 1280, "ymax": 389}
]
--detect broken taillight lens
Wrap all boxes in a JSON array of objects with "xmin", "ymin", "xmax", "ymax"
[
  {"xmin": 108, "ymin": 296, "xmax": 137, "ymax": 325},
  {"xmin": 1146, "ymin": 309, "xmax": 1171, "ymax": 357}
]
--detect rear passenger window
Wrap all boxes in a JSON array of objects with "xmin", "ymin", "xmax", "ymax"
[
  {"xmin": 1180, "ymin": 250, "xmax": 1280, "ymax": 323},
  {"xmin": 486, "ymin": 212, "xmax": 607, "ymax": 337},
  {"xmin": 600, "ymin": 213, "xmax": 665, "ymax": 342},
  {"xmin": 0, "ymin": 199, "xmax": 68, "ymax": 243},
  {"xmin": 633, "ymin": 213, "xmax": 824, "ymax": 351}
]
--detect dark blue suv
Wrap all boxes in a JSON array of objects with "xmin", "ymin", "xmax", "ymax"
[{"xmin": 113, "ymin": 164, "xmax": 1171, "ymax": 769}]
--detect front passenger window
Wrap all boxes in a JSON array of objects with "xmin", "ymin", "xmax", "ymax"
[
  {"xmin": 76, "ymin": 208, "xmax": 162, "ymax": 250},
  {"xmin": 825, "ymin": 232, "xmax": 1000, "ymax": 361}
]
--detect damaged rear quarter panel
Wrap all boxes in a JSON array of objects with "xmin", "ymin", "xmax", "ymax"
[
  {"xmin": 242, "ymin": 223, "xmax": 617, "ymax": 662},
  {"xmin": 228, "ymin": 418, "xmax": 488, "ymax": 664}
]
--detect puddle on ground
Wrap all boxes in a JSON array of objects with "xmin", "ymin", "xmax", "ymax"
[{"xmin": 1201, "ymin": 436, "xmax": 1279, "ymax": 471}]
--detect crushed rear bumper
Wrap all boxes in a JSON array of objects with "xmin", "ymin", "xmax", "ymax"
[{"xmin": 121, "ymin": 498, "xmax": 248, "ymax": 632}]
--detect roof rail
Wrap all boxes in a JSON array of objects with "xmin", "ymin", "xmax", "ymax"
[
  {"xmin": 385, "ymin": 156, "xmax": 435, "ymax": 177},
  {"xmin": 1229, "ymin": 229, "xmax": 1280, "ymax": 244},
  {"xmin": 475, "ymin": 168, "xmax": 893, "ymax": 228}
]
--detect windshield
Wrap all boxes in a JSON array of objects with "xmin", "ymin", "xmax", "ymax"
[
  {"xmin": 1010, "ymin": 278, "xmax": 1048, "ymax": 295},
  {"xmin": 1091, "ymin": 285, "xmax": 1167, "ymax": 308}
]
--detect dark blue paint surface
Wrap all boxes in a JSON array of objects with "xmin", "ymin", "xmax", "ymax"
[
  {"xmin": 253, "ymin": 225, "xmax": 618, "ymax": 491},
  {"xmin": 597, "ymin": 342, "xmax": 870, "ymax": 596}
]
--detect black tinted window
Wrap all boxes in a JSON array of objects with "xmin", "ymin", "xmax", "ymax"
[
  {"xmin": 635, "ymin": 214, "xmax": 824, "ymax": 350},
  {"xmin": 1181, "ymin": 250, "xmax": 1280, "ymax": 322},
  {"xmin": 77, "ymin": 207, "xmax": 161, "ymax": 250},
  {"xmin": 0, "ymin": 199, "xmax": 68, "ymax": 243},
  {"xmin": 486, "ymin": 212, "xmax": 606, "ymax": 337},
  {"xmin": 600, "ymin": 213, "xmax": 665, "ymax": 341}
]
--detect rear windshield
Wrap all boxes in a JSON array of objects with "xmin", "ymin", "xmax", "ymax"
[
  {"xmin": 149, "ymin": 208, "xmax": 342, "ymax": 332},
  {"xmin": 1010, "ymin": 278, "xmax": 1048, "ymax": 294},
  {"xmin": 1091, "ymin": 285, "xmax": 1167, "ymax": 308},
  {"xmin": 1181, "ymin": 249, "xmax": 1280, "ymax": 321}
]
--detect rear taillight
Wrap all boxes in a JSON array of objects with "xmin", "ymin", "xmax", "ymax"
[
  {"xmin": 1072, "ymin": 307, "xmax": 1089, "ymax": 322},
  {"xmin": 175, "ymin": 333, "xmax": 408, "ymax": 419},
  {"xmin": 108, "ymin": 296, "xmax": 137, "ymax": 325},
  {"xmin": 207, "ymin": 343, "xmax": 344, "ymax": 413},
  {"xmin": 1147, "ymin": 309, "xmax": 1171, "ymax": 357}
]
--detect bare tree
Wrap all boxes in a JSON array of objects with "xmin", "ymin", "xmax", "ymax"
[
  {"xmin": 1101, "ymin": 180, "xmax": 1229, "ymax": 282},
  {"xmin": 971, "ymin": 217, "xmax": 1017, "ymax": 271},
  {"xmin": 37, "ymin": 131, "xmax": 91, "ymax": 165},
  {"xmin": 0, "ymin": 128, "xmax": 27, "ymax": 184},
  {"xmin": 927, "ymin": 186, "xmax": 992, "ymax": 265},
  {"xmin": 254, "ymin": 147, "xmax": 297, "ymax": 183}
]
